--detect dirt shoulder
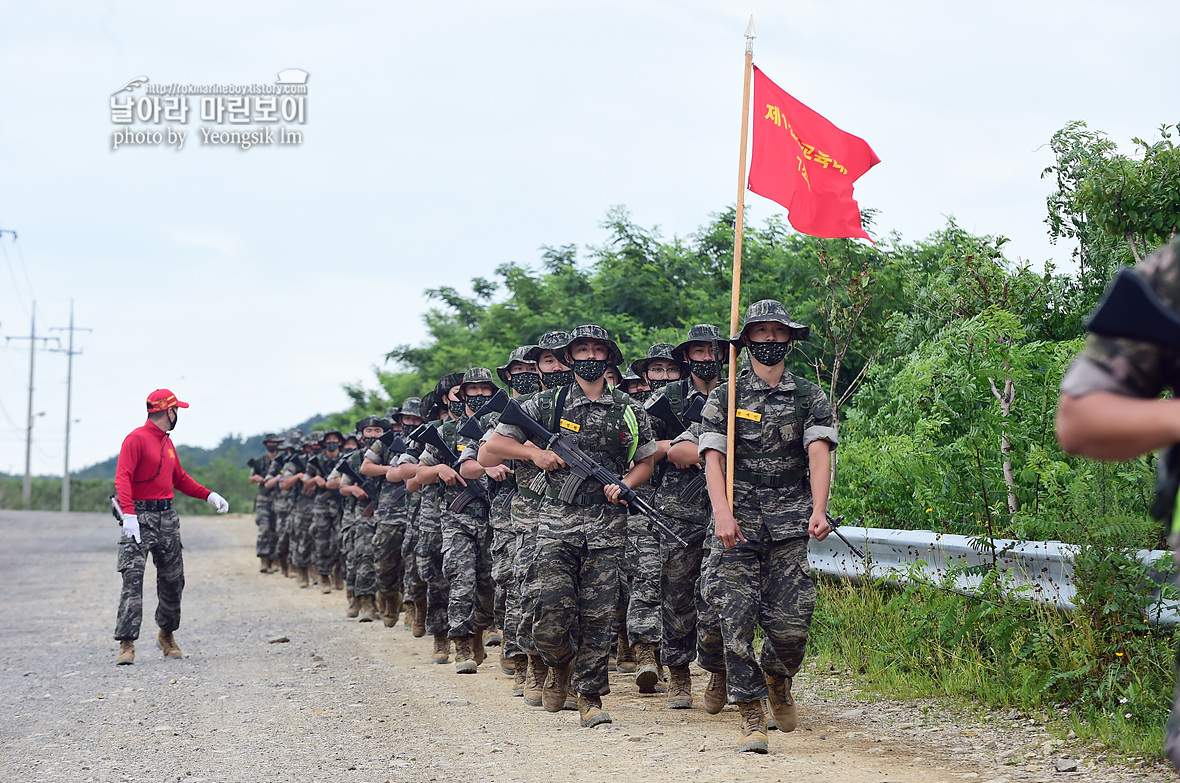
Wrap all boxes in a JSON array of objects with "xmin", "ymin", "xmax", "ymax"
[{"xmin": 0, "ymin": 510, "xmax": 1173, "ymax": 782}]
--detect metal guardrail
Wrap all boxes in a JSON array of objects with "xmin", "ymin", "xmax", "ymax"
[{"xmin": 808, "ymin": 526, "xmax": 1179, "ymax": 626}]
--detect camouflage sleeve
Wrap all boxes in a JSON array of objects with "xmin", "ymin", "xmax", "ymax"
[
  {"xmin": 419, "ymin": 443, "xmax": 441, "ymax": 468},
  {"xmin": 1061, "ymin": 245, "xmax": 1180, "ymax": 399},
  {"xmin": 457, "ymin": 435, "xmax": 480, "ymax": 463},
  {"xmin": 803, "ymin": 384, "xmax": 839, "ymax": 449},
  {"xmin": 396, "ymin": 451, "xmax": 419, "ymax": 466},
  {"xmin": 670, "ymin": 426, "xmax": 699, "ymax": 446},
  {"xmin": 697, "ymin": 385, "xmax": 727, "ymax": 456},
  {"xmin": 280, "ymin": 461, "xmax": 299, "ymax": 478},
  {"xmin": 494, "ymin": 395, "xmax": 540, "ymax": 443},
  {"xmin": 629, "ymin": 401, "xmax": 657, "ymax": 462},
  {"xmin": 363, "ymin": 443, "xmax": 382, "ymax": 463}
]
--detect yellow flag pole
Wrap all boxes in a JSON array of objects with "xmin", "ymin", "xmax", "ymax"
[{"xmin": 726, "ymin": 17, "xmax": 755, "ymax": 509}]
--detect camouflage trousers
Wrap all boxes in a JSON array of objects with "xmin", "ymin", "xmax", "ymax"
[
  {"xmin": 114, "ymin": 507, "xmax": 184, "ymax": 641},
  {"xmin": 273, "ymin": 498, "xmax": 293, "ymax": 562},
  {"xmin": 491, "ymin": 527, "xmax": 519, "ymax": 656},
  {"xmin": 696, "ymin": 545, "xmax": 726, "ymax": 673},
  {"xmin": 350, "ymin": 516, "xmax": 378, "ymax": 597},
  {"xmin": 660, "ymin": 534, "xmax": 707, "ymax": 667},
  {"xmin": 254, "ymin": 497, "xmax": 276, "ymax": 559},
  {"xmin": 624, "ymin": 515, "xmax": 662, "ymax": 646},
  {"xmin": 415, "ymin": 529, "xmax": 450, "ymax": 636},
  {"xmin": 402, "ymin": 521, "xmax": 425, "ymax": 605},
  {"xmin": 289, "ymin": 496, "xmax": 316, "ymax": 569},
  {"xmin": 373, "ymin": 521, "xmax": 406, "ymax": 604},
  {"xmin": 706, "ymin": 536, "xmax": 815, "ymax": 702},
  {"xmin": 513, "ymin": 526, "xmax": 539, "ymax": 655},
  {"xmin": 533, "ymin": 539, "xmax": 621, "ymax": 697},
  {"xmin": 312, "ymin": 502, "xmax": 341, "ymax": 577},
  {"xmin": 442, "ymin": 513, "xmax": 494, "ymax": 639}
]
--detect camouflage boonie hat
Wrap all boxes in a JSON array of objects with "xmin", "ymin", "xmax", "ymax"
[
  {"xmin": 399, "ymin": 397, "xmax": 422, "ymax": 419},
  {"xmin": 673, "ymin": 324, "xmax": 729, "ymax": 364},
  {"xmin": 280, "ymin": 428, "xmax": 303, "ymax": 449},
  {"xmin": 497, "ymin": 345, "xmax": 538, "ymax": 385},
  {"xmin": 630, "ymin": 343, "xmax": 683, "ymax": 378},
  {"xmin": 384, "ymin": 405, "xmax": 401, "ymax": 420},
  {"xmin": 319, "ymin": 427, "xmax": 344, "ymax": 441},
  {"xmin": 435, "ymin": 372, "xmax": 465, "ymax": 400},
  {"xmin": 420, "ymin": 390, "xmax": 441, "ymax": 419},
  {"xmin": 460, "ymin": 366, "xmax": 497, "ymax": 395},
  {"xmin": 565, "ymin": 324, "xmax": 624, "ymax": 366},
  {"xmin": 524, "ymin": 331, "xmax": 573, "ymax": 362},
  {"xmin": 355, "ymin": 415, "xmax": 388, "ymax": 433},
  {"xmin": 301, "ymin": 433, "xmax": 321, "ymax": 447},
  {"xmin": 262, "ymin": 432, "xmax": 282, "ymax": 444},
  {"xmin": 619, "ymin": 370, "xmax": 645, "ymax": 393},
  {"xmin": 734, "ymin": 299, "xmax": 810, "ymax": 343}
]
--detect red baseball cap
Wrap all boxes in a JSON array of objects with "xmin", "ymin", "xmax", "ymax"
[{"xmin": 146, "ymin": 389, "xmax": 190, "ymax": 413}]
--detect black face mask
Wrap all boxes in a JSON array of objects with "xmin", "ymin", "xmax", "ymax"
[
  {"xmin": 648, "ymin": 378, "xmax": 671, "ymax": 392},
  {"xmin": 541, "ymin": 369, "xmax": 574, "ymax": 388},
  {"xmin": 448, "ymin": 399, "xmax": 466, "ymax": 417},
  {"xmin": 324, "ymin": 442, "xmax": 340, "ymax": 453},
  {"xmin": 748, "ymin": 341, "xmax": 790, "ymax": 366},
  {"xmin": 167, "ymin": 409, "xmax": 178, "ymax": 431},
  {"xmin": 689, "ymin": 360, "xmax": 720, "ymax": 382},
  {"xmin": 465, "ymin": 394, "xmax": 492, "ymax": 414},
  {"xmin": 363, "ymin": 435, "xmax": 381, "ymax": 447},
  {"xmin": 629, "ymin": 389, "xmax": 652, "ymax": 404},
  {"xmin": 509, "ymin": 373, "xmax": 541, "ymax": 395},
  {"xmin": 572, "ymin": 358, "xmax": 607, "ymax": 381}
]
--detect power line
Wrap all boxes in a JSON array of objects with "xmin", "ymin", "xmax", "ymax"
[
  {"xmin": 49, "ymin": 300, "xmax": 91, "ymax": 511},
  {"xmin": 5, "ymin": 302, "xmax": 60, "ymax": 507},
  {"xmin": 0, "ymin": 229, "xmax": 30, "ymax": 319}
]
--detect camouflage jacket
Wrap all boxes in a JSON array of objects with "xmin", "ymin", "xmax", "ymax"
[
  {"xmin": 364, "ymin": 436, "xmax": 408, "ymax": 523},
  {"xmin": 698, "ymin": 368, "xmax": 837, "ymax": 541},
  {"xmin": 648, "ymin": 379, "xmax": 712, "ymax": 528}
]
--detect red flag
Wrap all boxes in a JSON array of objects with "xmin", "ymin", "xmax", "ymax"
[{"xmin": 747, "ymin": 66, "xmax": 880, "ymax": 241}]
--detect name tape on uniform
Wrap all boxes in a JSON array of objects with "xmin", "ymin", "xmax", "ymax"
[
  {"xmin": 735, "ymin": 409, "xmax": 762, "ymax": 422},
  {"xmin": 559, "ymin": 419, "xmax": 581, "ymax": 432}
]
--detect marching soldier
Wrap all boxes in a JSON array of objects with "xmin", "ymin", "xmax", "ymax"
[{"xmin": 249, "ymin": 433, "xmax": 283, "ymax": 573}]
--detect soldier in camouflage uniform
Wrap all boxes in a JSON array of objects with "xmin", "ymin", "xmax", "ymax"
[
  {"xmin": 338, "ymin": 415, "xmax": 389, "ymax": 622},
  {"xmin": 366, "ymin": 404, "xmax": 419, "ymax": 626},
  {"xmin": 648, "ymin": 324, "xmax": 727, "ymax": 709},
  {"xmin": 393, "ymin": 397, "xmax": 428, "ymax": 635},
  {"xmin": 470, "ymin": 346, "xmax": 539, "ymax": 680},
  {"xmin": 249, "ymin": 433, "xmax": 283, "ymax": 573},
  {"xmin": 419, "ymin": 367, "xmax": 501, "ymax": 673},
  {"xmin": 326, "ymin": 431, "xmax": 365, "ymax": 616},
  {"xmin": 698, "ymin": 300, "xmax": 836, "ymax": 753},
  {"xmin": 618, "ymin": 370, "xmax": 651, "ymax": 404},
  {"xmin": 280, "ymin": 433, "xmax": 322, "ymax": 588},
  {"xmin": 622, "ymin": 343, "xmax": 685, "ymax": 694},
  {"xmin": 265, "ymin": 429, "xmax": 303, "ymax": 577},
  {"xmin": 487, "ymin": 325, "xmax": 657, "ymax": 728},
  {"xmin": 306, "ymin": 428, "xmax": 346, "ymax": 593},
  {"xmin": 1055, "ymin": 237, "xmax": 1180, "ymax": 772},
  {"xmin": 400, "ymin": 375, "xmax": 462, "ymax": 662},
  {"xmin": 480, "ymin": 331, "xmax": 574, "ymax": 704}
]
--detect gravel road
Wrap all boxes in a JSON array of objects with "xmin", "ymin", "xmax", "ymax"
[{"xmin": 1, "ymin": 510, "xmax": 1174, "ymax": 782}]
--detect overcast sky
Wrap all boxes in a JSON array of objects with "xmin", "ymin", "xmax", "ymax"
[{"xmin": 1, "ymin": 1, "xmax": 1176, "ymax": 476}]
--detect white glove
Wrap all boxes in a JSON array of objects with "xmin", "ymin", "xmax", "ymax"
[
  {"xmin": 207, "ymin": 491, "xmax": 229, "ymax": 514},
  {"xmin": 122, "ymin": 514, "xmax": 141, "ymax": 544}
]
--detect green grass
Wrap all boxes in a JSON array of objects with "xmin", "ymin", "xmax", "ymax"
[{"xmin": 808, "ymin": 575, "xmax": 1176, "ymax": 761}]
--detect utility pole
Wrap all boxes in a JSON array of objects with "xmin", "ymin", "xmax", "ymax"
[
  {"xmin": 5, "ymin": 302, "xmax": 59, "ymax": 508},
  {"xmin": 50, "ymin": 300, "xmax": 91, "ymax": 512}
]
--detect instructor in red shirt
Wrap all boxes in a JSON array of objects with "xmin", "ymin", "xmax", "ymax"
[{"xmin": 113, "ymin": 389, "xmax": 229, "ymax": 665}]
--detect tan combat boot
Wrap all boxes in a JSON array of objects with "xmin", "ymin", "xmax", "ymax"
[
  {"xmin": 499, "ymin": 646, "xmax": 515, "ymax": 676},
  {"xmin": 512, "ymin": 654, "xmax": 528, "ymax": 696},
  {"xmin": 157, "ymin": 630, "xmax": 182, "ymax": 659},
  {"xmin": 259, "ymin": 557, "xmax": 271, "ymax": 574},
  {"xmin": 320, "ymin": 573, "xmax": 333, "ymax": 594},
  {"xmin": 332, "ymin": 565, "xmax": 345, "ymax": 591},
  {"xmin": 765, "ymin": 674, "xmax": 797, "ymax": 732},
  {"xmin": 703, "ymin": 670, "xmax": 728, "ymax": 714},
  {"xmin": 430, "ymin": 633, "xmax": 450, "ymax": 664},
  {"xmin": 382, "ymin": 592, "xmax": 403, "ymax": 627},
  {"xmin": 296, "ymin": 566, "xmax": 309, "ymax": 589},
  {"xmin": 615, "ymin": 632, "xmax": 636, "ymax": 673},
  {"xmin": 667, "ymin": 663, "xmax": 693, "ymax": 709},
  {"xmin": 115, "ymin": 639, "xmax": 135, "ymax": 666},
  {"xmin": 542, "ymin": 663, "xmax": 572, "ymax": 713},
  {"xmin": 403, "ymin": 601, "xmax": 416, "ymax": 630},
  {"xmin": 279, "ymin": 557, "xmax": 290, "ymax": 577},
  {"xmin": 472, "ymin": 628, "xmax": 486, "ymax": 666},
  {"xmin": 578, "ymin": 693, "xmax": 612, "ymax": 727},
  {"xmin": 358, "ymin": 595, "xmax": 379, "ymax": 622},
  {"xmin": 522, "ymin": 655, "xmax": 548, "ymax": 707},
  {"xmin": 345, "ymin": 589, "xmax": 360, "ymax": 618},
  {"xmin": 484, "ymin": 626, "xmax": 502, "ymax": 646},
  {"xmin": 737, "ymin": 700, "xmax": 769, "ymax": 753},
  {"xmin": 634, "ymin": 643, "xmax": 660, "ymax": 693},
  {"xmin": 454, "ymin": 636, "xmax": 478, "ymax": 674},
  {"xmin": 411, "ymin": 600, "xmax": 427, "ymax": 638}
]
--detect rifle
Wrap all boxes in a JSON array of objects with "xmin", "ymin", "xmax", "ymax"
[
  {"xmin": 246, "ymin": 456, "xmax": 268, "ymax": 477},
  {"xmin": 378, "ymin": 431, "xmax": 409, "ymax": 454},
  {"xmin": 497, "ymin": 398, "xmax": 688, "ymax": 547},
  {"xmin": 335, "ymin": 457, "xmax": 381, "ymax": 517},
  {"xmin": 415, "ymin": 423, "xmax": 488, "ymax": 515},
  {"xmin": 644, "ymin": 394, "xmax": 705, "ymax": 439},
  {"xmin": 825, "ymin": 513, "xmax": 865, "ymax": 559},
  {"xmin": 1086, "ymin": 267, "xmax": 1180, "ymax": 529}
]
